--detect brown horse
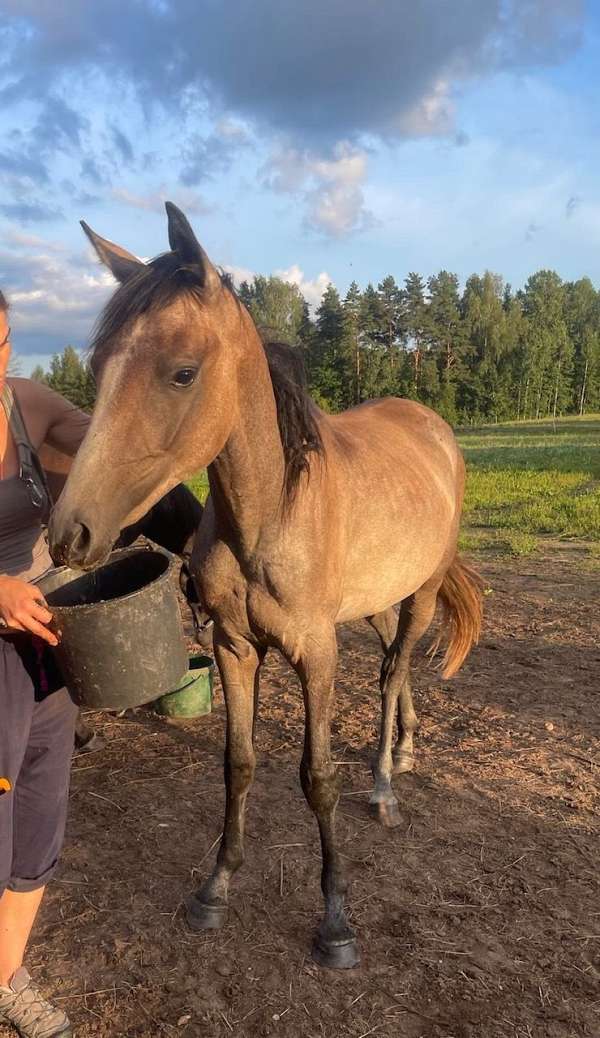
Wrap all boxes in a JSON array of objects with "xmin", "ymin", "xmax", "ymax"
[{"xmin": 49, "ymin": 204, "xmax": 482, "ymax": 969}]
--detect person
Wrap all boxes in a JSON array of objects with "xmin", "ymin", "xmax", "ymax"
[
  {"xmin": 0, "ymin": 289, "xmax": 91, "ymax": 1037},
  {"xmin": 0, "ymin": 287, "xmax": 209, "ymax": 1037}
]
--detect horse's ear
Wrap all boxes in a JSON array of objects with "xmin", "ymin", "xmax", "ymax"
[
  {"xmin": 80, "ymin": 221, "xmax": 144, "ymax": 284},
  {"xmin": 165, "ymin": 201, "xmax": 220, "ymax": 294}
]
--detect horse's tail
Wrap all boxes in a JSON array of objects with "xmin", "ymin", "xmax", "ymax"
[{"xmin": 432, "ymin": 555, "xmax": 484, "ymax": 678}]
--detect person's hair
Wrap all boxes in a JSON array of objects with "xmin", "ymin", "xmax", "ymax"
[{"xmin": 0, "ymin": 289, "xmax": 8, "ymax": 312}]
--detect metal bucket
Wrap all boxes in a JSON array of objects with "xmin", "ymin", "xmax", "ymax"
[{"xmin": 36, "ymin": 547, "xmax": 188, "ymax": 711}]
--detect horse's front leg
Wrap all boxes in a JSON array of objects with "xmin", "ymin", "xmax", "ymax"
[
  {"xmin": 186, "ymin": 631, "xmax": 264, "ymax": 931},
  {"xmin": 296, "ymin": 628, "xmax": 360, "ymax": 970}
]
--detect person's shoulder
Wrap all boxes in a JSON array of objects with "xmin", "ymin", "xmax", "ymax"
[
  {"xmin": 7, "ymin": 376, "xmax": 35, "ymax": 406},
  {"xmin": 9, "ymin": 376, "xmax": 51, "ymax": 404},
  {"xmin": 8, "ymin": 376, "xmax": 71, "ymax": 419},
  {"xmin": 7, "ymin": 376, "xmax": 31, "ymax": 393}
]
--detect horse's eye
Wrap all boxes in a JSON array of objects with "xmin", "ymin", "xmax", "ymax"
[{"xmin": 171, "ymin": 368, "xmax": 197, "ymax": 388}]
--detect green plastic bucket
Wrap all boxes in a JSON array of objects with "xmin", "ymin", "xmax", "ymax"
[{"xmin": 154, "ymin": 655, "xmax": 214, "ymax": 718}]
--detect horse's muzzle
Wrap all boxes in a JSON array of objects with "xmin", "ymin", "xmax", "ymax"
[{"xmin": 48, "ymin": 509, "xmax": 113, "ymax": 571}]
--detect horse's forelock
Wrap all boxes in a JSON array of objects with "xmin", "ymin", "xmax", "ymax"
[{"xmin": 89, "ymin": 252, "xmax": 231, "ymax": 365}]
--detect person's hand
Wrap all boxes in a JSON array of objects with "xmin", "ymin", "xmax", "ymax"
[{"xmin": 0, "ymin": 575, "xmax": 58, "ymax": 645}]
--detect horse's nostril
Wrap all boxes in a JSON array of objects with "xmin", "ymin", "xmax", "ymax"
[{"xmin": 72, "ymin": 520, "xmax": 92, "ymax": 555}]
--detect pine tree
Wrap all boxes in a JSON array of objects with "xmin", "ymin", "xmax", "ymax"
[
  {"xmin": 45, "ymin": 347, "xmax": 96, "ymax": 412},
  {"xmin": 426, "ymin": 271, "xmax": 465, "ymax": 422},
  {"xmin": 7, "ymin": 353, "xmax": 22, "ymax": 376},
  {"xmin": 311, "ymin": 285, "xmax": 350, "ymax": 411},
  {"xmin": 239, "ymin": 276, "xmax": 306, "ymax": 342},
  {"xmin": 564, "ymin": 278, "xmax": 600, "ymax": 414},
  {"xmin": 521, "ymin": 272, "xmax": 573, "ymax": 419},
  {"xmin": 342, "ymin": 281, "xmax": 362, "ymax": 403},
  {"xmin": 460, "ymin": 272, "xmax": 512, "ymax": 422},
  {"xmin": 403, "ymin": 272, "xmax": 428, "ymax": 394},
  {"xmin": 358, "ymin": 284, "xmax": 390, "ymax": 400}
]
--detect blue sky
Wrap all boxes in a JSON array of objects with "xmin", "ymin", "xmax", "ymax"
[{"xmin": 0, "ymin": 0, "xmax": 596, "ymax": 373}]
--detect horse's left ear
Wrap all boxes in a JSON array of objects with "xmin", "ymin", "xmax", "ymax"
[
  {"xmin": 165, "ymin": 201, "xmax": 221, "ymax": 294},
  {"xmin": 80, "ymin": 221, "xmax": 144, "ymax": 284}
]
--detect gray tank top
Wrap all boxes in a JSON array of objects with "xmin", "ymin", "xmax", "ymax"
[{"xmin": 0, "ymin": 387, "xmax": 52, "ymax": 582}]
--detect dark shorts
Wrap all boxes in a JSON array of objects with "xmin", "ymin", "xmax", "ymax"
[{"xmin": 0, "ymin": 637, "xmax": 78, "ymax": 896}]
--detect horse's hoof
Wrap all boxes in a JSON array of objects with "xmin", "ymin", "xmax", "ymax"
[
  {"xmin": 311, "ymin": 934, "xmax": 360, "ymax": 970},
  {"xmin": 185, "ymin": 895, "xmax": 228, "ymax": 931},
  {"xmin": 73, "ymin": 732, "xmax": 106, "ymax": 755},
  {"xmin": 369, "ymin": 799, "xmax": 402, "ymax": 828},
  {"xmin": 393, "ymin": 751, "xmax": 415, "ymax": 775}
]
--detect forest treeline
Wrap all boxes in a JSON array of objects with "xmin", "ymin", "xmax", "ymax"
[{"xmin": 33, "ymin": 267, "xmax": 600, "ymax": 424}]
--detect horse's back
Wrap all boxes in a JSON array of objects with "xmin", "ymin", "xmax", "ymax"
[{"xmin": 324, "ymin": 396, "xmax": 461, "ymax": 475}]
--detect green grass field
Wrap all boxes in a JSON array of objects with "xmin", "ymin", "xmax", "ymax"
[
  {"xmin": 186, "ymin": 415, "xmax": 600, "ymax": 558},
  {"xmin": 457, "ymin": 414, "xmax": 600, "ymax": 555},
  {"xmin": 186, "ymin": 470, "xmax": 210, "ymax": 504}
]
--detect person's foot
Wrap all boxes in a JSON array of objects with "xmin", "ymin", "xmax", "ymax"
[{"xmin": 0, "ymin": 967, "xmax": 71, "ymax": 1037}]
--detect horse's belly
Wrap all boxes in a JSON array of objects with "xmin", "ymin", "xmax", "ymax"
[{"xmin": 335, "ymin": 522, "xmax": 451, "ymax": 623}]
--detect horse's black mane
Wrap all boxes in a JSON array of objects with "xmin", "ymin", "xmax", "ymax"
[
  {"xmin": 89, "ymin": 254, "xmax": 323, "ymax": 500},
  {"xmin": 261, "ymin": 338, "xmax": 323, "ymax": 501}
]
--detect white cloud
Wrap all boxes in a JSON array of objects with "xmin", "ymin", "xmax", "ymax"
[
  {"xmin": 3, "ymin": 227, "xmax": 67, "ymax": 252},
  {"xmin": 225, "ymin": 261, "xmax": 332, "ymax": 310},
  {"xmin": 223, "ymin": 263, "xmax": 256, "ymax": 286},
  {"xmin": 263, "ymin": 142, "xmax": 373, "ymax": 237},
  {"xmin": 274, "ymin": 264, "xmax": 331, "ymax": 309},
  {"xmin": 214, "ymin": 118, "xmax": 251, "ymax": 144},
  {"xmin": 393, "ymin": 78, "xmax": 455, "ymax": 137},
  {"xmin": 0, "ymin": 237, "xmax": 114, "ymax": 357},
  {"xmin": 112, "ymin": 185, "xmax": 210, "ymax": 215}
]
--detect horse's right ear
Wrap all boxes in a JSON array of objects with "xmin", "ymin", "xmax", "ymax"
[
  {"xmin": 80, "ymin": 221, "xmax": 144, "ymax": 284},
  {"xmin": 165, "ymin": 201, "xmax": 221, "ymax": 295}
]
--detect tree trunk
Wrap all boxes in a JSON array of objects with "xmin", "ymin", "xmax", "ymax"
[
  {"xmin": 579, "ymin": 358, "xmax": 589, "ymax": 416},
  {"xmin": 552, "ymin": 360, "xmax": 561, "ymax": 420},
  {"xmin": 413, "ymin": 345, "xmax": 421, "ymax": 390}
]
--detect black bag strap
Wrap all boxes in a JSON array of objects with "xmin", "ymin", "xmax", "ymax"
[{"xmin": 1, "ymin": 384, "xmax": 52, "ymax": 511}]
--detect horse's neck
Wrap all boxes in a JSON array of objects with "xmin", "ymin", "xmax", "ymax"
[{"xmin": 209, "ymin": 337, "xmax": 285, "ymax": 553}]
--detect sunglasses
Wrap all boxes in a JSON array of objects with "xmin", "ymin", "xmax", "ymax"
[{"xmin": 0, "ymin": 326, "xmax": 11, "ymax": 348}]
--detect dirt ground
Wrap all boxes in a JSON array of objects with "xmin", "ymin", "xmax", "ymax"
[{"xmin": 7, "ymin": 551, "xmax": 599, "ymax": 1038}]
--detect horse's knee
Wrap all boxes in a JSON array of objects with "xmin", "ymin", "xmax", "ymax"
[
  {"xmin": 225, "ymin": 753, "xmax": 255, "ymax": 795},
  {"xmin": 300, "ymin": 761, "xmax": 341, "ymax": 812}
]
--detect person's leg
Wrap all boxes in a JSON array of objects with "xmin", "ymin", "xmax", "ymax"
[
  {"xmin": 0, "ymin": 888, "xmax": 45, "ymax": 986},
  {"xmin": 0, "ymin": 638, "xmax": 35, "ymax": 975},
  {"xmin": 10, "ymin": 685, "xmax": 78, "ymax": 896},
  {"xmin": 0, "ymin": 642, "xmax": 76, "ymax": 1036}
]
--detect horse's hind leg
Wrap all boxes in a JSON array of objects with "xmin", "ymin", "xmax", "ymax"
[
  {"xmin": 392, "ymin": 672, "xmax": 419, "ymax": 774},
  {"xmin": 367, "ymin": 607, "xmax": 397, "ymax": 653},
  {"xmin": 370, "ymin": 587, "xmax": 438, "ymax": 827},
  {"xmin": 367, "ymin": 607, "xmax": 418, "ymax": 775}
]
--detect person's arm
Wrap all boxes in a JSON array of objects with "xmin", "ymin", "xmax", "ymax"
[
  {"xmin": 18, "ymin": 380, "xmax": 92, "ymax": 501},
  {"xmin": 39, "ymin": 382, "xmax": 91, "ymax": 455},
  {"xmin": 0, "ymin": 575, "xmax": 58, "ymax": 645}
]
